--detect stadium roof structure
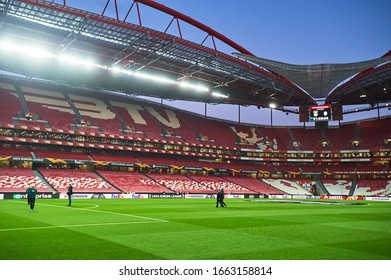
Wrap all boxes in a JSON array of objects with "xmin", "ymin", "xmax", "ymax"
[
  {"xmin": 0, "ymin": 0, "xmax": 390, "ymax": 112},
  {"xmin": 234, "ymin": 53, "xmax": 391, "ymax": 106}
]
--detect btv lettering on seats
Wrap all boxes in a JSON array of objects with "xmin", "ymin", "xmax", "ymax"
[{"xmin": 19, "ymin": 87, "xmax": 183, "ymax": 129}]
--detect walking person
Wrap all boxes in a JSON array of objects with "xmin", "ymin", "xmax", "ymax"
[
  {"xmin": 27, "ymin": 186, "xmax": 38, "ymax": 211},
  {"xmin": 67, "ymin": 184, "xmax": 73, "ymax": 206},
  {"xmin": 26, "ymin": 186, "xmax": 32, "ymax": 205},
  {"xmin": 220, "ymin": 188, "xmax": 227, "ymax": 207},
  {"xmin": 216, "ymin": 189, "xmax": 225, "ymax": 208}
]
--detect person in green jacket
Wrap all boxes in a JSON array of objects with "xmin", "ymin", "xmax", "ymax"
[{"xmin": 27, "ymin": 186, "xmax": 38, "ymax": 211}]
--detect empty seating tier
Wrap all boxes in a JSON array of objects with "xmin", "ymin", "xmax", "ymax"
[
  {"xmin": 96, "ymin": 170, "xmax": 172, "ymax": 193},
  {"xmin": 38, "ymin": 168, "xmax": 119, "ymax": 193},
  {"xmin": 0, "ymin": 168, "xmax": 50, "ymax": 192}
]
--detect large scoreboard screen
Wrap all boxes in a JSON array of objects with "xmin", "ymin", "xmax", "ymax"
[{"xmin": 309, "ymin": 105, "xmax": 331, "ymax": 122}]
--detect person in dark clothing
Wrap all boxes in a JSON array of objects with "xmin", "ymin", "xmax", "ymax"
[
  {"xmin": 220, "ymin": 189, "xmax": 227, "ymax": 207},
  {"xmin": 27, "ymin": 186, "xmax": 38, "ymax": 211},
  {"xmin": 26, "ymin": 186, "xmax": 32, "ymax": 205},
  {"xmin": 67, "ymin": 184, "xmax": 73, "ymax": 206},
  {"xmin": 216, "ymin": 189, "xmax": 225, "ymax": 208}
]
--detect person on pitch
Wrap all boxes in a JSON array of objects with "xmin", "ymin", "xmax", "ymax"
[
  {"xmin": 67, "ymin": 184, "xmax": 73, "ymax": 206},
  {"xmin": 27, "ymin": 186, "xmax": 38, "ymax": 211}
]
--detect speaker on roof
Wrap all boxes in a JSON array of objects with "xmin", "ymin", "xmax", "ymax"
[
  {"xmin": 299, "ymin": 106, "xmax": 309, "ymax": 122},
  {"xmin": 332, "ymin": 103, "xmax": 343, "ymax": 121}
]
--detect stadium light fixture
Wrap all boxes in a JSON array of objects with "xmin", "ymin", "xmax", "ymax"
[
  {"xmin": 0, "ymin": 41, "xmax": 53, "ymax": 59},
  {"xmin": 212, "ymin": 91, "xmax": 229, "ymax": 98},
  {"xmin": 134, "ymin": 71, "xmax": 175, "ymax": 85},
  {"xmin": 58, "ymin": 54, "xmax": 99, "ymax": 69},
  {"xmin": 0, "ymin": 39, "xmax": 218, "ymax": 95},
  {"xmin": 269, "ymin": 103, "xmax": 277, "ymax": 109},
  {"xmin": 111, "ymin": 67, "xmax": 134, "ymax": 76},
  {"xmin": 177, "ymin": 81, "xmax": 209, "ymax": 92}
]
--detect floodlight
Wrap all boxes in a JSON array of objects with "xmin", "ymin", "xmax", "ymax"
[
  {"xmin": 178, "ymin": 81, "xmax": 209, "ymax": 92},
  {"xmin": 0, "ymin": 41, "xmax": 53, "ymax": 59},
  {"xmin": 58, "ymin": 54, "xmax": 97, "ymax": 68},
  {"xmin": 212, "ymin": 91, "xmax": 229, "ymax": 98},
  {"xmin": 111, "ymin": 67, "xmax": 133, "ymax": 76},
  {"xmin": 134, "ymin": 72, "xmax": 175, "ymax": 85}
]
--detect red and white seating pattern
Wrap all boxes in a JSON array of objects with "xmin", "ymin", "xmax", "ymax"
[
  {"xmin": 20, "ymin": 85, "xmax": 76, "ymax": 130},
  {"xmin": 0, "ymin": 168, "xmax": 50, "ymax": 192},
  {"xmin": 38, "ymin": 169, "xmax": 119, "ymax": 193},
  {"xmin": 188, "ymin": 175, "xmax": 252, "ymax": 193},
  {"xmin": 322, "ymin": 179, "xmax": 352, "ymax": 195},
  {"xmin": 145, "ymin": 106, "xmax": 199, "ymax": 143},
  {"xmin": 147, "ymin": 173, "xmax": 210, "ymax": 193},
  {"xmin": 96, "ymin": 170, "xmax": 172, "ymax": 193},
  {"xmin": 262, "ymin": 179, "xmax": 313, "ymax": 195},
  {"xmin": 354, "ymin": 180, "xmax": 391, "ymax": 196},
  {"xmin": 0, "ymin": 82, "xmax": 23, "ymax": 124},
  {"xmin": 259, "ymin": 127, "xmax": 291, "ymax": 150},
  {"xmin": 1, "ymin": 79, "xmax": 389, "ymax": 150},
  {"xmin": 179, "ymin": 113, "xmax": 237, "ymax": 147},
  {"xmin": 110, "ymin": 98, "xmax": 163, "ymax": 140},
  {"xmin": 69, "ymin": 92, "xmax": 122, "ymax": 134},
  {"xmin": 224, "ymin": 176, "xmax": 285, "ymax": 194}
]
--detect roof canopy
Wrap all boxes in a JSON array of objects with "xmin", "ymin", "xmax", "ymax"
[
  {"xmin": 234, "ymin": 53, "xmax": 391, "ymax": 101},
  {"xmin": 0, "ymin": 0, "xmax": 390, "ymax": 110}
]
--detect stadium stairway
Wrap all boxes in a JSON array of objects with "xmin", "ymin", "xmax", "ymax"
[
  {"xmin": 62, "ymin": 90, "xmax": 83, "ymax": 121},
  {"xmin": 12, "ymin": 117, "xmax": 20, "ymax": 125},
  {"xmin": 14, "ymin": 83, "xmax": 30, "ymax": 114},
  {"xmin": 287, "ymin": 128, "xmax": 300, "ymax": 151},
  {"xmin": 93, "ymin": 171, "xmax": 123, "ymax": 193},
  {"xmin": 348, "ymin": 181, "xmax": 358, "ymax": 196},
  {"xmin": 104, "ymin": 99, "xmax": 127, "ymax": 130},
  {"xmin": 142, "ymin": 173, "xmax": 172, "ymax": 193},
  {"xmin": 33, "ymin": 169, "xmax": 57, "ymax": 193},
  {"xmin": 314, "ymin": 180, "xmax": 330, "ymax": 195}
]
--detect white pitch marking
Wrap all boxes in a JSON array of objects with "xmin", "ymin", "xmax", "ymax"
[
  {"xmin": 12, "ymin": 200, "xmax": 168, "ymax": 223},
  {"xmin": 0, "ymin": 220, "xmax": 167, "ymax": 232}
]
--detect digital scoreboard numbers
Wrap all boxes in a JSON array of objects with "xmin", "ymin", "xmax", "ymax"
[{"xmin": 309, "ymin": 105, "xmax": 331, "ymax": 122}]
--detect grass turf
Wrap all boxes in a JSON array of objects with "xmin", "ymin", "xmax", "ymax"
[{"xmin": 0, "ymin": 198, "xmax": 390, "ymax": 260}]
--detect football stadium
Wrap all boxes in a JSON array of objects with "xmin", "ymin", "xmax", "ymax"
[{"xmin": 0, "ymin": 0, "xmax": 391, "ymax": 267}]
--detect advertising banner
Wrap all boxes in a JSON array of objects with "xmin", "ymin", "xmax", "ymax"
[
  {"xmin": 6, "ymin": 193, "xmax": 58, "ymax": 200},
  {"xmin": 149, "ymin": 194, "xmax": 183, "ymax": 198},
  {"xmin": 365, "ymin": 196, "xmax": 391, "ymax": 202}
]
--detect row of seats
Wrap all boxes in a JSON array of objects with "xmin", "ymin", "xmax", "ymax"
[
  {"xmin": 262, "ymin": 179, "xmax": 313, "ymax": 195},
  {"xmin": 38, "ymin": 168, "xmax": 119, "ymax": 193},
  {"xmin": 0, "ymin": 168, "xmax": 50, "ymax": 192},
  {"xmin": 0, "ymin": 168, "xmax": 390, "ymax": 196},
  {"xmin": 96, "ymin": 170, "xmax": 172, "ymax": 193},
  {"xmin": 0, "ymin": 146, "xmax": 389, "ymax": 175},
  {"xmin": 322, "ymin": 179, "xmax": 352, "ymax": 196},
  {"xmin": 1, "ymin": 79, "xmax": 390, "ymax": 150}
]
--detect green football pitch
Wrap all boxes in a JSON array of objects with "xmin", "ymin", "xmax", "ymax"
[{"xmin": 0, "ymin": 198, "xmax": 390, "ymax": 260}]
